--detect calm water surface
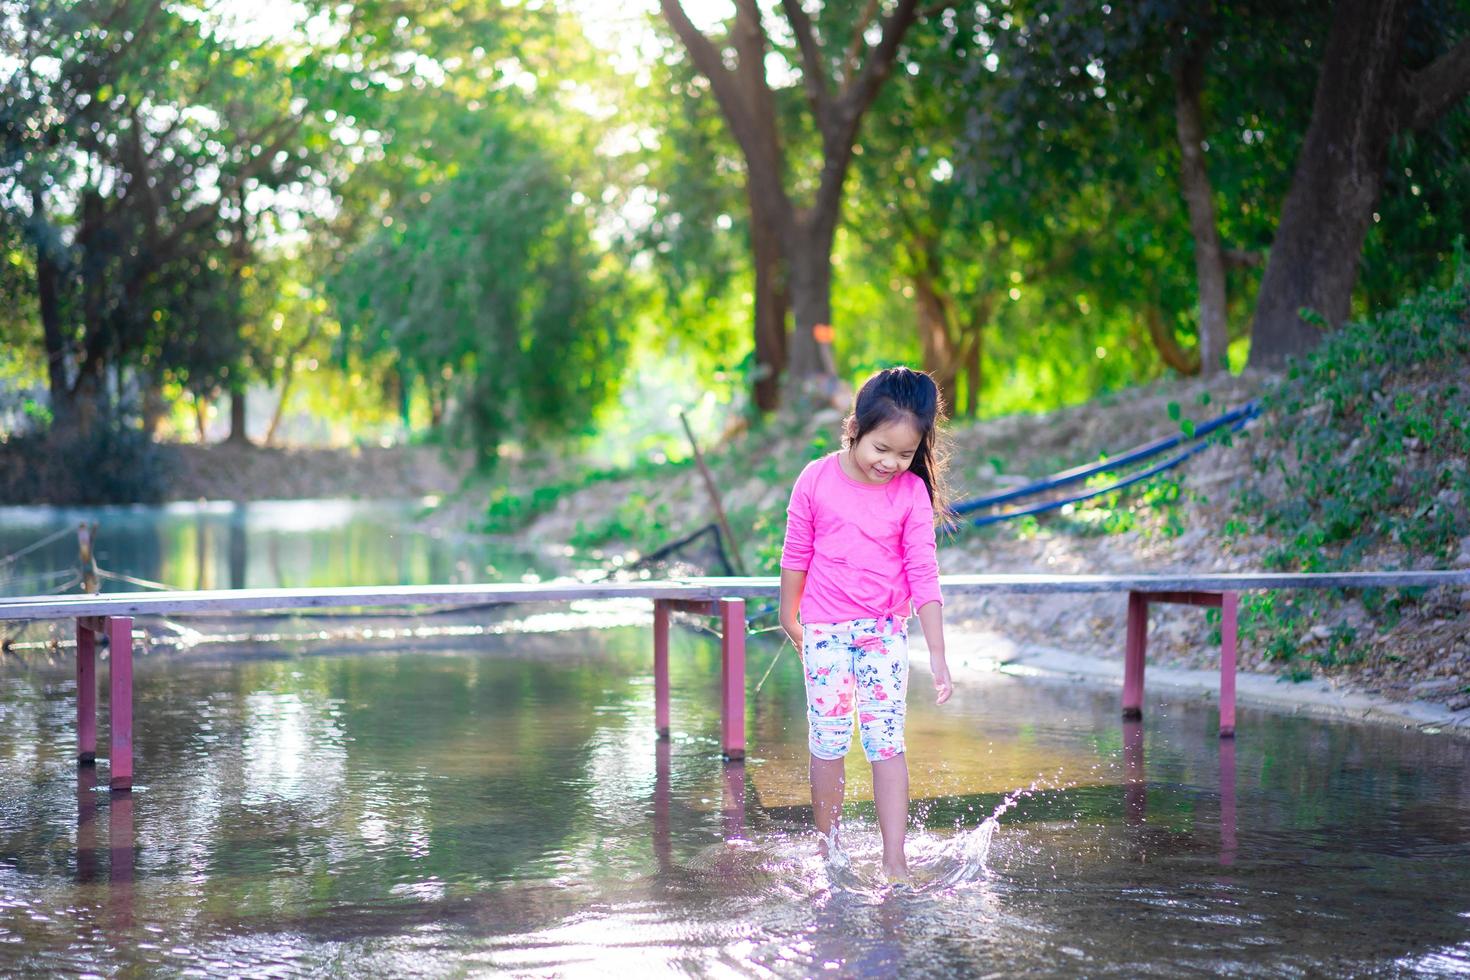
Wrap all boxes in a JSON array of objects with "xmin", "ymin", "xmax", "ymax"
[
  {"xmin": 0, "ymin": 499, "xmax": 552, "ymax": 596},
  {"xmin": 2, "ymin": 620, "xmax": 1469, "ymax": 977}
]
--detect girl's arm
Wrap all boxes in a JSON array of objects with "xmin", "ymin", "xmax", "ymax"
[
  {"xmin": 915, "ymin": 599, "xmax": 952, "ymax": 705},
  {"xmin": 779, "ymin": 568, "xmax": 806, "ymax": 650}
]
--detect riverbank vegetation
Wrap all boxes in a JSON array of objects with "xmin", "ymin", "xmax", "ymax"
[
  {"xmin": 469, "ymin": 251, "xmax": 1467, "ymax": 701},
  {"xmin": 3, "ymin": 1, "xmax": 1468, "ymax": 499}
]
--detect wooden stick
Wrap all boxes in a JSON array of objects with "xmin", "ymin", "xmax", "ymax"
[{"xmin": 678, "ymin": 410, "xmax": 748, "ymax": 576}]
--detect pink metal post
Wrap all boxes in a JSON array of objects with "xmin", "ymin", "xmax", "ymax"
[
  {"xmin": 719, "ymin": 598, "xmax": 746, "ymax": 761},
  {"xmin": 653, "ymin": 599, "xmax": 671, "ymax": 738},
  {"xmin": 107, "ymin": 616, "xmax": 133, "ymax": 791},
  {"xmin": 1219, "ymin": 592, "xmax": 1239, "ymax": 738},
  {"xmin": 76, "ymin": 620, "xmax": 97, "ymax": 764},
  {"xmin": 1122, "ymin": 591, "xmax": 1148, "ymax": 720}
]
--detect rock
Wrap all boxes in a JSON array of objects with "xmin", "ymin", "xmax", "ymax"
[
  {"xmin": 1410, "ymin": 678, "xmax": 1462, "ymax": 697},
  {"xmin": 1448, "ymin": 696, "xmax": 1470, "ymax": 713}
]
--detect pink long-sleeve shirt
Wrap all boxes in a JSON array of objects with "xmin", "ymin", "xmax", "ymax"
[{"xmin": 780, "ymin": 452, "xmax": 943, "ymax": 624}]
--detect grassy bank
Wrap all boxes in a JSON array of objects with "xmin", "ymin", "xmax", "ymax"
[{"xmin": 475, "ymin": 249, "xmax": 1469, "ymax": 707}]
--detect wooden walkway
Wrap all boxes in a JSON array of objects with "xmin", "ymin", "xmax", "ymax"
[{"xmin": 4, "ymin": 570, "xmax": 1467, "ymax": 791}]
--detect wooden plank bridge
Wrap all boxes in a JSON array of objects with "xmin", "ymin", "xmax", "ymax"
[{"xmin": 3, "ymin": 570, "xmax": 1467, "ymax": 791}]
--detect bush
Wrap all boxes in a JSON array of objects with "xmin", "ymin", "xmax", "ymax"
[
  {"xmin": 1231, "ymin": 240, "xmax": 1470, "ymax": 671},
  {"xmin": 0, "ymin": 425, "xmax": 171, "ymax": 504}
]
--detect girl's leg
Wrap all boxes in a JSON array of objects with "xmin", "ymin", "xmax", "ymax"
[
  {"xmin": 854, "ymin": 617, "xmax": 911, "ymax": 880},
  {"xmin": 803, "ymin": 623, "xmax": 857, "ymax": 858},
  {"xmin": 810, "ymin": 755, "xmax": 846, "ymax": 854},
  {"xmin": 872, "ymin": 754, "xmax": 910, "ymax": 878}
]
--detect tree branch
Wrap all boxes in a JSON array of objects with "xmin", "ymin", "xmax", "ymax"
[
  {"xmin": 806, "ymin": 0, "xmax": 920, "ymax": 231},
  {"xmin": 839, "ymin": 0, "xmax": 920, "ymax": 120},
  {"xmin": 1145, "ymin": 305, "xmax": 1201, "ymax": 375},
  {"xmin": 1404, "ymin": 35, "xmax": 1470, "ymax": 131},
  {"xmin": 841, "ymin": 0, "xmax": 882, "ymax": 87},
  {"xmin": 779, "ymin": 0, "xmax": 831, "ymax": 117},
  {"xmin": 1224, "ymin": 247, "xmax": 1264, "ymax": 269},
  {"xmin": 665, "ymin": 0, "xmax": 793, "ymax": 241},
  {"xmin": 660, "ymin": 0, "xmax": 753, "ymax": 140}
]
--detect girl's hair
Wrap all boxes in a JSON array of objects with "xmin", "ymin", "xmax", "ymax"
[{"xmin": 842, "ymin": 366, "xmax": 951, "ymax": 525}]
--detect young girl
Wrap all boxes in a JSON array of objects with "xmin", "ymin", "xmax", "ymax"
[{"xmin": 779, "ymin": 366, "xmax": 954, "ymax": 884}]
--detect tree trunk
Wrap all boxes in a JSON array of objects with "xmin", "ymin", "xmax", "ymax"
[
  {"xmin": 913, "ymin": 273, "xmax": 959, "ymax": 410},
  {"xmin": 141, "ymin": 378, "xmax": 167, "ymax": 437},
  {"xmin": 660, "ymin": 0, "xmax": 920, "ymax": 405},
  {"xmin": 749, "ymin": 200, "xmax": 788, "ymax": 413},
  {"xmin": 30, "ymin": 188, "xmax": 71, "ymax": 426},
  {"xmin": 785, "ymin": 223, "xmax": 838, "ymax": 398},
  {"xmin": 227, "ymin": 387, "xmax": 251, "ymax": 446},
  {"xmin": 264, "ymin": 369, "xmax": 295, "ymax": 448},
  {"xmin": 1248, "ymin": 0, "xmax": 1407, "ymax": 367},
  {"xmin": 1171, "ymin": 32, "xmax": 1230, "ymax": 377},
  {"xmin": 961, "ymin": 329, "xmax": 983, "ymax": 418}
]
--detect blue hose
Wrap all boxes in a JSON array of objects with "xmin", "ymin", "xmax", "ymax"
[{"xmin": 957, "ymin": 403, "xmax": 1259, "ymax": 528}]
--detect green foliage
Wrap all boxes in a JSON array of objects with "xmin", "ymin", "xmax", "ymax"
[
  {"xmin": 1231, "ymin": 242, "xmax": 1470, "ymax": 673},
  {"xmin": 481, "ymin": 455, "xmax": 694, "ymax": 537},
  {"xmin": 568, "ymin": 493, "xmax": 673, "ymax": 551},
  {"xmin": 1055, "ymin": 473, "xmax": 1190, "ymax": 539},
  {"xmin": 331, "ymin": 116, "xmax": 629, "ymax": 465}
]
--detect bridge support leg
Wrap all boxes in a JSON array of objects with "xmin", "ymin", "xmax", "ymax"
[
  {"xmin": 1219, "ymin": 592, "xmax": 1238, "ymax": 738},
  {"xmin": 1123, "ymin": 590, "xmax": 1240, "ymax": 737},
  {"xmin": 719, "ymin": 598, "xmax": 746, "ymax": 761},
  {"xmin": 653, "ymin": 600, "xmax": 671, "ymax": 739},
  {"xmin": 1122, "ymin": 592, "xmax": 1147, "ymax": 720},
  {"xmin": 76, "ymin": 619, "xmax": 97, "ymax": 764},
  {"xmin": 107, "ymin": 616, "xmax": 133, "ymax": 792}
]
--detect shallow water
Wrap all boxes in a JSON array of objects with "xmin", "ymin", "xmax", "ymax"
[{"xmin": 1, "ymin": 622, "xmax": 1469, "ymax": 977}]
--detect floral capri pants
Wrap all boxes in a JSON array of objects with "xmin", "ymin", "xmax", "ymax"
[{"xmin": 802, "ymin": 616, "xmax": 909, "ymax": 762}]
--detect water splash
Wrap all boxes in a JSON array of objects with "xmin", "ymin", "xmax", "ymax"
[
  {"xmin": 928, "ymin": 772, "xmax": 1070, "ymax": 889},
  {"xmin": 820, "ymin": 825, "xmax": 851, "ymax": 873}
]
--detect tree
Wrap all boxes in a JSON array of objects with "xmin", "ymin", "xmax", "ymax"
[
  {"xmin": 659, "ymin": 0, "xmax": 921, "ymax": 408},
  {"xmin": 331, "ymin": 117, "xmax": 629, "ymax": 465},
  {"xmin": 0, "ymin": 0, "xmax": 316, "ymax": 433},
  {"xmin": 1249, "ymin": 0, "xmax": 1470, "ymax": 365}
]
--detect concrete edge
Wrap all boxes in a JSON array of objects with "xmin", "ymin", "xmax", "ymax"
[{"xmin": 911, "ymin": 629, "xmax": 1470, "ymax": 738}]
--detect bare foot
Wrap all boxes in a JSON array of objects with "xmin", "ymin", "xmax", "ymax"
[{"xmin": 882, "ymin": 863, "xmax": 911, "ymax": 886}]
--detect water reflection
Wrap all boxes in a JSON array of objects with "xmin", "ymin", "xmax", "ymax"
[
  {"xmin": 0, "ymin": 499, "xmax": 553, "ymax": 596},
  {"xmin": 0, "ymin": 625, "xmax": 1467, "ymax": 975},
  {"xmin": 1220, "ymin": 736, "xmax": 1237, "ymax": 867},
  {"xmin": 1123, "ymin": 718, "xmax": 1146, "ymax": 826},
  {"xmin": 108, "ymin": 792, "xmax": 135, "ymax": 931},
  {"xmin": 76, "ymin": 766, "xmax": 99, "ymax": 883},
  {"xmin": 74, "ymin": 768, "xmax": 137, "ymax": 931},
  {"xmin": 1121, "ymin": 717, "xmax": 1237, "ymax": 865}
]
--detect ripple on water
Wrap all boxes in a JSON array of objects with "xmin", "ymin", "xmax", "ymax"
[{"xmin": 2, "ymin": 628, "xmax": 1470, "ymax": 976}]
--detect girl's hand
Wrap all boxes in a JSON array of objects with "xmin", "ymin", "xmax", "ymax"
[
  {"xmin": 783, "ymin": 621, "xmax": 803, "ymax": 651},
  {"xmin": 931, "ymin": 656, "xmax": 953, "ymax": 705}
]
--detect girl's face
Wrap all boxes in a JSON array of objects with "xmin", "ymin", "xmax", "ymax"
[{"xmin": 847, "ymin": 418, "xmax": 924, "ymax": 485}]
